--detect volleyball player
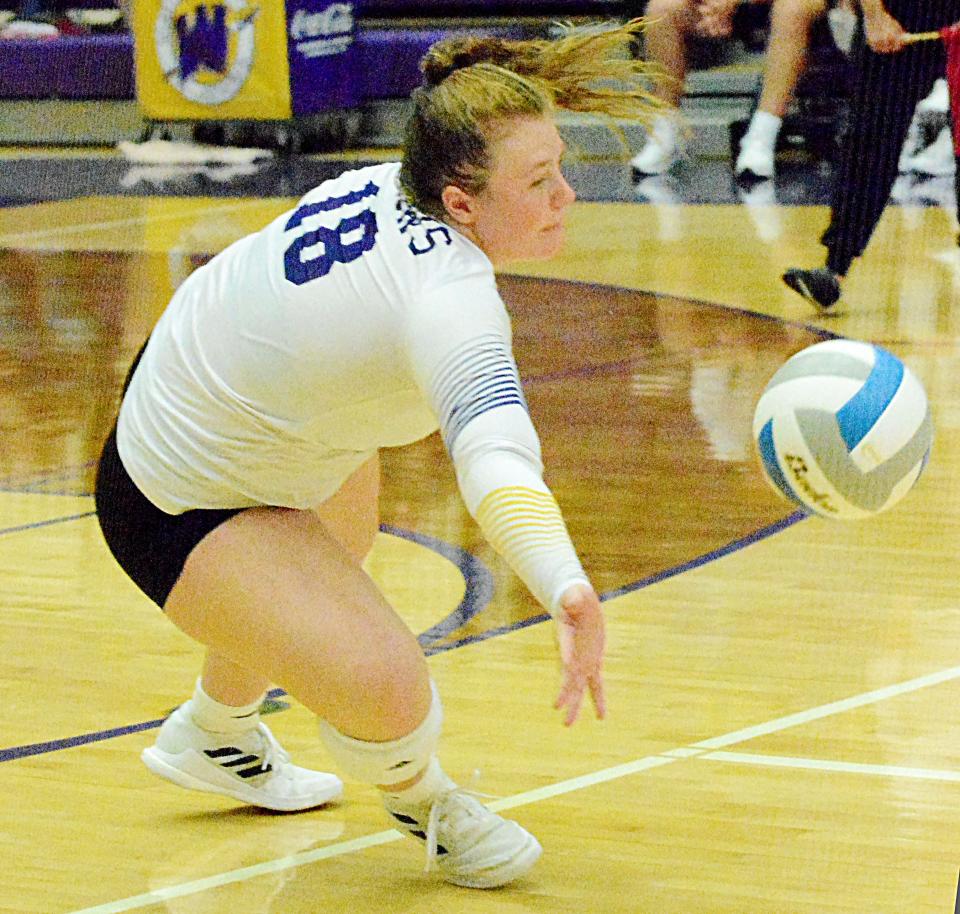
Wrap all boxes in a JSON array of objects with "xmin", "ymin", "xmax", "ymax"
[{"xmin": 94, "ymin": 23, "xmax": 658, "ymax": 889}]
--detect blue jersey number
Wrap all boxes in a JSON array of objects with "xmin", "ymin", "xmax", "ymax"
[{"xmin": 283, "ymin": 182, "xmax": 380, "ymax": 285}]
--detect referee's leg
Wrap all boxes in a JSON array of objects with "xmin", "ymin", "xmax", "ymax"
[{"xmin": 824, "ymin": 39, "xmax": 943, "ymax": 275}]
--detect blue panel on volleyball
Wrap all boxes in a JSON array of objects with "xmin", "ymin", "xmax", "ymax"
[
  {"xmin": 757, "ymin": 419, "xmax": 805, "ymax": 508},
  {"xmin": 835, "ymin": 346, "xmax": 904, "ymax": 451}
]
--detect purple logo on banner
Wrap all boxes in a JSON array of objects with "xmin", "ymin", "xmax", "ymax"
[
  {"xmin": 155, "ymin": 0, "xmax": 259, "ymax": 105},
  {"xmin": 286, "ymin": 0, "xmax": 360, "ymax": 116},
  {"xmin": 176, "ymin": 5, "xmax": 228, "ymax": 79}
]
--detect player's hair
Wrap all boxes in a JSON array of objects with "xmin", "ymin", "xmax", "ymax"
[{"xmin": 400, "ymin": 20, "xmax": 661, "ymax": 220}]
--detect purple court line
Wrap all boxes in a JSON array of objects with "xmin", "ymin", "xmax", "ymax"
[
  {"xmin": 1, "ymin": 284, "xmax": 816, "ymax": 763},
  {"xmin": 502, "ymin": 273, "xmax": 843, "ymax": 342},
  {"xmin": 0, "ymin": 522, "xmax": 492, "ymax": 763},
  {"xmin": 0, "ymin": 511, "xmax": 95, "ymax": 537},
  {"xmin": 381, "ymin": 523, "xmax": 495, "ymax": 647},
  {"xmin": 0, "ymin": 689, "xmax": 288, "ymax": 763},
  {"xmin": 426, "ymin": 511, "xmax": 807, "ymax": 656},
  {"xmin": 0, "ymin": 510, "xmax": 804, "ymax": 762}
]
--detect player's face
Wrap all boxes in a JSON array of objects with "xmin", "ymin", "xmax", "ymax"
[{"xmin": 455, "ymin": 116, "xmax": 576, "ymax": 266}]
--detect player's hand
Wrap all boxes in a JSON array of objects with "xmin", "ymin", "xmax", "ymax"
[
  {"xmin": 694, "ymin": 0, "xmax": 739, "ymax": 38},
  {"xmin": 863, "ymin": 8, "xmax": 906, "ymax": 53},
  {"xmin": 554, "ymin": 582, "xmax": 606, "ymax": 726}
]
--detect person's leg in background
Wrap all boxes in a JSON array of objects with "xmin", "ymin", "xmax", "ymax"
[
  {"xmin": 631, "ymin": 0, "xmax": 699, "ymax": 175},
  {"xmin": 783, "ymin": 10, "xmax": 946, "ymax": 310},
  {"xmin": 736, "ymin": 0, "xmax": 830, "ymax": 179}
]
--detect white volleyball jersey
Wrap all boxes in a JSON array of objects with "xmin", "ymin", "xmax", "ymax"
[{"xmin": 117, "ymin": 162, "xmax": 588, "ymax": 613}]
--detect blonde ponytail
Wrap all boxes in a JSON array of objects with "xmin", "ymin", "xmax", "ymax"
[
  {"xmin": 400, "ymin": 20, "xmax": 661, "ymax": 220},
  {"xmin": 421, "ymin": 20, "xmax": 661, "ymax": 119}
]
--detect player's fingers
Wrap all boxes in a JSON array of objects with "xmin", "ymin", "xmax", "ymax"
[
  {"xmin": 588, "ymin": 675, "xmax": 607, "ymax": 720},
  {"xmin": 563, "ymin": 684, "xmax": 584, "ymax": 727},
  {"xmin": 556, "ymin": 671, "xmax": 585, "ymax": 726},
  {"xmin": 554, "ymin": 670, "xmax": 575, "ymax": 709}
]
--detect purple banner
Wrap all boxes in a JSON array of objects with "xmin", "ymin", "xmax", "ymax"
[{"xmin": 285, "ymin": 0, "xmax": 360, "ymax": 116}]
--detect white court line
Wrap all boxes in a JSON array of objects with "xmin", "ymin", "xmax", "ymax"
[
  {"xmin": 65, "ymin": 758, "xmax": 681, "ymax": 914},
  {"xmin": 68, "ymin": 662, "xmax": 960, "ymax": 914},
  {"xmin": 0, "ymin": 200, "xmax": 258, "ymax": 247},
  {"xmin": 690, "ymin": 663, "xmax": 960, "ymax": 750},
  {"xmin": 702, "ymin": 751, "xmax": 960, "ymax": 783}
]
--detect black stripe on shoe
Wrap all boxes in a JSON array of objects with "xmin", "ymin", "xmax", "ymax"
[
  {"xmin": 204, "ymin": 746, "xmax": 243, "ymax": 758},
  {"xmin": 203, "ymin": 747, "xmax": 273, "ymax": 778},
  {"xmin": 389, "ymin": 811, "xmax": 420, "ymax": 826},
  {"xmin": 237, "ymin": 763, "xmax": 273, "ymax": 778}
]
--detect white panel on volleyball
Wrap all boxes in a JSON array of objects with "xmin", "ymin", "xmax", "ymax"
[
  {"xmin": 755, "ymin": 378, "xmax": 860, "ymax": 427},
  {"xmin": 849, "ymin": 364, "xmax": 929, "ymax": 473}
]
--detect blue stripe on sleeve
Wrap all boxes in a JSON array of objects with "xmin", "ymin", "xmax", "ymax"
[{"xmin": 431, "ymin": 335, "xmax": 529, "ymax": 451}]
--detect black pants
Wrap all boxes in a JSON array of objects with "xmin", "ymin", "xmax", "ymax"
[
  {"xmin": 824, "ymin": 0, "xmax": 960, "ymax": 274},
  {"xmin": 94, "ymin": 343, "xmax": 245, "ymax": 608}
]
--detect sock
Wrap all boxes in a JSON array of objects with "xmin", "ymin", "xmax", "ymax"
[
  {"xmin": 382, "ymin": 756, "xmax": 455, "ymax": 807},
  {"xmin": 650, "ymin": 111, "xmax": 679, "ymax": 148},
  {"xmin": 745, "ymin": 110, "xmax": 781, "ymax": 147},
  {"xmin": 186, "ymin": 677, "xmax": 265, "ymax": 734}
]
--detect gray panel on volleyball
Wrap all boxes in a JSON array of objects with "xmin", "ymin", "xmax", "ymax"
[
  {"xmin": 796, "ymin": 408, "xmax": 933, "ymax": 512},
  {"xmin": 762, "ymin": 351, "xmax": 873, "ymax": 393}
]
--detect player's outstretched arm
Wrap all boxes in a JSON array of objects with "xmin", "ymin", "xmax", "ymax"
[
  {"xmin": 554, "ymin": 582, "xmax": 606, "ymax": 727},
  {"xmin": 403, "ymin": 282, "xmax": 606, "ymax": 726}
]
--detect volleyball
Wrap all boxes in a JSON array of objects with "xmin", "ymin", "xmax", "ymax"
[{"xmin": 752, "ymin": 339, "xmax": 933, "ymax": 519}]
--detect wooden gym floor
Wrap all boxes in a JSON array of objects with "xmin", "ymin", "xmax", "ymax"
[{"xmin": 1, "ymin": 147, "xmax": 959, "ymax": 914}]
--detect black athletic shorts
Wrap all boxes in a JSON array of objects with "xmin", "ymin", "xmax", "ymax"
[{"xmin": 94, "ymin": 344, "xmax": 246, "ymax": 608}]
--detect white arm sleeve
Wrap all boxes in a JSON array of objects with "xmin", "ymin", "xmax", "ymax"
[{"xmin": 403, "ymin": 272, "xmax": 590, "ymax": 615}]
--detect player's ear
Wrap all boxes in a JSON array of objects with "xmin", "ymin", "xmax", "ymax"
[{"xmin": 441, "ymin": 184, "xmax": 477, "ymax": 226}]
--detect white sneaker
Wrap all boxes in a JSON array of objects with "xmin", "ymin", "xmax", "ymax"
[
  {"xmin": 899, "ymin": 118, "xmax": 924, "ymax": 172},
  {"xmin": 918, "ymin": 78, "xmax": 949, "ymax": 115},
  {"xmin": 142, "ymin": 705, "xmax": 343, "ymax": 811},
  {"xmin": 631, "ymin": 116, "xmax": 683, "ymax": 176},
  {"xmin": 735, "ymin": 133, "xmax": 775, "ymax": 179},
  {"xmin": 385, "ymin": 788, "xmax": 542, "ymax": 888},
  {"xmin": 906, "ymin": 125, "xmax": 956, "ymax": 177},
  {"xmin": 631, "ymin": 136, "xmax": 681, "ymax": 175},
  {"xmin": 912, "ymin": 174, "xmax": 957, "ymax": 209},
  {"xmin": 827, "ymin": 6, "xmax": 856, "ymax": 54}
]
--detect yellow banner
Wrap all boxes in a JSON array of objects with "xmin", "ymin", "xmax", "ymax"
[{"xmin": 132, "ymin": 1, "xmax": 292, "ymax": 120}]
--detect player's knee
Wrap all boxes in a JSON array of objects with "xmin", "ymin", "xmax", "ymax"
[
  {"xmin": 318, "ymin": 680, "xmax": 442, "ymax": 786},
  {"xmin": 345, "ymin": 645, "xmax": 431, "ymax": 734}
]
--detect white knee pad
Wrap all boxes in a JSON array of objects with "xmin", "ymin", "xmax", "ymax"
[{"xmin": 318, "ymin": 680, "xmax": 442, "ymax": 786}]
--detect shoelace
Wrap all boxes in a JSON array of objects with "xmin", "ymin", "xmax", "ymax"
[
  {"xmin": 422, "ymin": 773, "xmax": 499, "ymax": 874},
  {"xmin": 253, "ymin": 722, "xmax": 289, "ymax": 776},
  {"xmin": 423, "ymin": 788, "xmax": 451, "ymax": 872}
]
